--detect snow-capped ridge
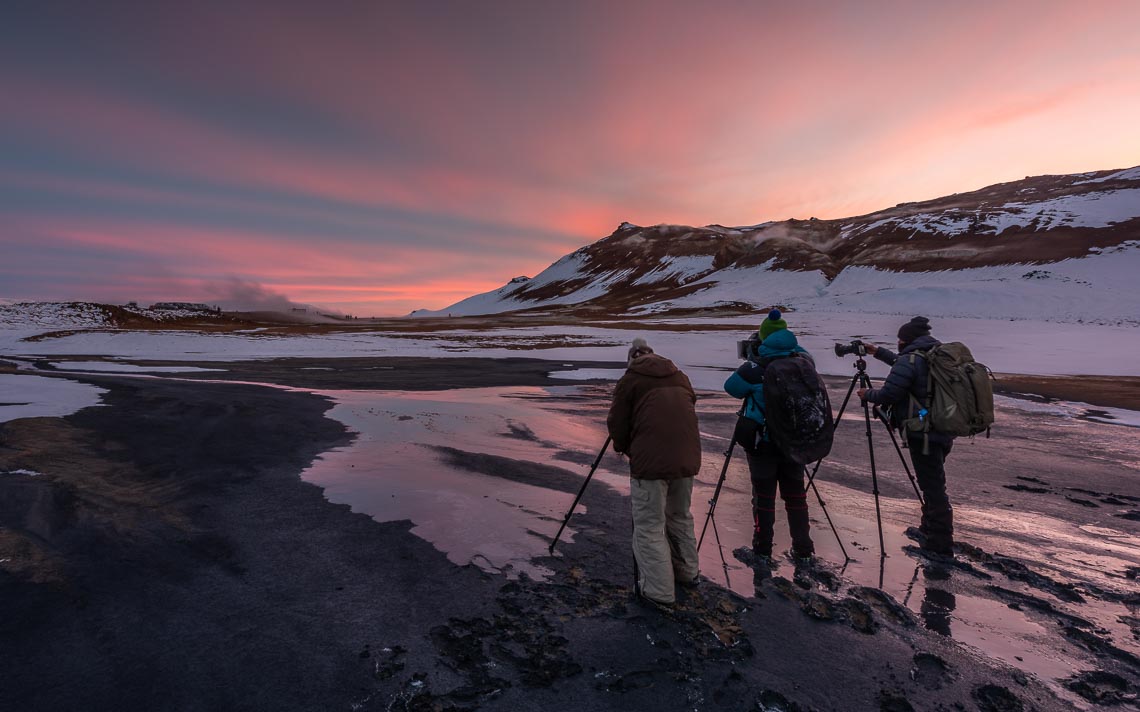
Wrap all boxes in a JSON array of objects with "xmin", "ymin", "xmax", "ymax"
[{"xmin": 415, "ymin": 166, "xmax": 1140, "ymax": 323}]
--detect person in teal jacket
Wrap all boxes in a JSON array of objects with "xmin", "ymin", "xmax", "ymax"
[{"xmin": 723, "ymin": 310, "xmax": 814, "ymax": 560}]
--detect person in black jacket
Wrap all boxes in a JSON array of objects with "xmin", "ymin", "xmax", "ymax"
[
  {"xmin": 857, "ymin": 316, "xmax": 955, "ymax": 555},
  {"xmin": 723, "ymin": 311, "xmax": 815, "ymax": 561}
]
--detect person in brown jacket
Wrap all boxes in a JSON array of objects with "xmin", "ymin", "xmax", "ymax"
[{"xmin": 606, "ymin": 337, "xmax": 701, "ymax": 607}]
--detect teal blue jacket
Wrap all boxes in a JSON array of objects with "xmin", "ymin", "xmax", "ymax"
[{"xmin": 723, "ymin": 329, "xmax": 811, "ymax": 436}]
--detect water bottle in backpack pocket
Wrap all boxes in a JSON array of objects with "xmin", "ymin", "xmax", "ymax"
[{"xmin": 905, "ymin": 342, "xmax": 996, "ymax": 438}]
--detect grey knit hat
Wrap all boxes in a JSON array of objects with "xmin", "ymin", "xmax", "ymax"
[{"xmin": 627, "ymin": 337, "xmax": 654, "ymax": 366}]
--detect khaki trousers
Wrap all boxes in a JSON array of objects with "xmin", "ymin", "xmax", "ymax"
[{"xmin": 630, "ymin": 476, "xmax": 700, "ymax": 604}]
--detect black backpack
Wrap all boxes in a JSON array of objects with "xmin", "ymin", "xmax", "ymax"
[{"xmin": 763, "ymin": 354, "xmax": 834, "ymax": 464}]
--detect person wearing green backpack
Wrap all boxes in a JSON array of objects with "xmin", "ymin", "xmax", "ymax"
[{"xmin": 857, "ymin": 316, "xmax": 956, "ymax": 555}]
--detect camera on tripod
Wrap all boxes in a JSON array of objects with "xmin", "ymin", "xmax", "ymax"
[{"xmin": 833, "ymin": 339, "xmax": 867, "ymax": 358}]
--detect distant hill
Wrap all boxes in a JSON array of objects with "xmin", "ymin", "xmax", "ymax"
[{"xmin": 413, "ymin": 167, "xmax": 1140, "ymax": 325}]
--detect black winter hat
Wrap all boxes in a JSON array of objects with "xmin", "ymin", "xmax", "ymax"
[{"xmin": 897, "ymin": 316, "xmax": 932, "ymax": 345}]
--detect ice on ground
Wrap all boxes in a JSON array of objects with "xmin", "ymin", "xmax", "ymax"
[
  {"xmin": 302, "ymin": 386, "xmax": 630, "ymax": 578},
  {"xmin": 548, "ymin": 368, "xmax": 628, "ymax": 381},
  {"xmin": 0, "ymin": 374, "xmax": 107, "ymax": 423},
  {"xmin": 48, "ymin": 361, "xmax": 225, "ymax": 374},
  {"xmin": 2, "ymin": 469, "xmax": 43, "ymax": 476},
  {"xmin": 295, "ymin": 379, "xmax": 1138, "ymax": 694},
  {"xmin": 995, "ymin": 395, "xmax": 1140, "ymax": 428},
  {"xmin": 3, "ymin": 313, "xmax": 1140, "ymax": 381}
]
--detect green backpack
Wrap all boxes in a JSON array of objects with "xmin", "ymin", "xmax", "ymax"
[{"xmin": 906, "ymin": 342, "xmax": 995, "ymax": 448}]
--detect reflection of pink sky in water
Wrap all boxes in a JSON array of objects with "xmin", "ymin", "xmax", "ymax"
[
  {"xmin": 302, "ymin": 386, "xmax": 629, "ymax": 579},
  {"xmin": 302, "ymin": 383, "xmax": 1138, "ymax": 697},
  {"xmin": 700, "ymin": 395, "xmax": 1138, "ymax": 690}
]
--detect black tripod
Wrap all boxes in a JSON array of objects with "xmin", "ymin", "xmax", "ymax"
[
  {"xmin": 697, "ymin": 407, "xmax": 849, "ymax": 563},
  {"xmin": 804, "ymin": 354, "xmax": 925, "ymax": 562},
  {"xmin": 548, "ymin": 436, "xmax": 611, "ymax": 555}
]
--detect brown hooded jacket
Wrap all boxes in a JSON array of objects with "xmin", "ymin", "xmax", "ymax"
[{"xmin": 606, "ymin": 354, "xmax": 702, "ymax": 480}]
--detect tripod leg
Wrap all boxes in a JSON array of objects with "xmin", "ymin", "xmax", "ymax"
[
  {"xmin": 698, "ymin": 437, "xmax": 737, "ymax": 552},
  {"xmin": 800, "ymin": 371, "xmax": 862, "ymax": 561},
  {"xmin": 805, "ymin": 370, "xmax": 862, "ymax": 492},
  {"xmin": 549, "ymin": 435, "xmax": 611, "ymax": 555},
  {"xmin": 631, "ymin": 511, "xmax": 641, "ymax": 597},
  {"xmin": 709, "ymin": 510, "xmax": 732, "ymax": 589},
  {"xmin": 862, "ymin": 393, "xmax": 887, "ymax": 560},
  {"xmin": 805, "ymin": 478, "xmax": 850, "ymax": 561},
  {"xmin": 877, "ymin": 414, "xmax": 924, "ymax": 506}
]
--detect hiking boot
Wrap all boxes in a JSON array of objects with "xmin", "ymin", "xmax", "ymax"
[
  {"xmin": 677, "ymin": 575, "xmax": 700, "ymax": 589},
  {"xmin": 921, "ymin": 541, "xmax": 954, "ymax": 557},
  {"xmin": 637, "ymin": 595, "xmax": 674, "ymax": 614},
  {"xmin": 751, "ymin": 535, "xmax": 773, "ymax": 560}
]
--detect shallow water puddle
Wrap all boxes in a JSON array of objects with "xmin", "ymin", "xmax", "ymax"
[
  {"xmin": 299, "ymin": 380, "xmax": 1138, "ymax": 700},
  {"xmin": 0, "ymin": 373, "xmax": 106, "ymax": 423},
  {"xmin": 302, "ymin": 386, "xmax": 627, "ymax": 578},
  {"xmin": 935, "ymin": 592, "xmax": 1077, "ymax": 681}
]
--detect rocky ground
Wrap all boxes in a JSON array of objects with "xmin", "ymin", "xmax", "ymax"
[{"xmin": 1, "ymin": 358, "xmax": 1136, "ymax": 711}]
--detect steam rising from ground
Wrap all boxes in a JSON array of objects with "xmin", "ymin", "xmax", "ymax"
[{"xmin": 205, "ymin": 278, "xmax": 343, "ymax": 317}]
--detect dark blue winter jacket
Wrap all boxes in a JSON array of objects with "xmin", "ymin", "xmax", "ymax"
[
  {"xmin": 723, "ymin": 329, "xmax": 812, "ymax": 437},
  {"xmin": 863, "ymin": 334, "xmax": 952, "ymax": 444}
]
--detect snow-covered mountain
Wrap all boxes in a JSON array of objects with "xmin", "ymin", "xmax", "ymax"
[{"xmin": 414, "ymin": 167, "xmax": 1140, "ymax": 325}]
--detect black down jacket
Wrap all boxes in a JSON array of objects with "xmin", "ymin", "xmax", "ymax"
[{"xmin": 862, "ymin": 335, "xmax": 953, "ymax": 445}]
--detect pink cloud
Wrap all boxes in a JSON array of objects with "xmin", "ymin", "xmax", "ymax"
[{"xmin": 4, "ymin": 1, "xmax": 1140, "ymax": 314}]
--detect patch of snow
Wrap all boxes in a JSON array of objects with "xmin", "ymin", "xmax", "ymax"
[
  {"xmin": 809, "ymin": 246, "xmax": 1140, "ymax": 325},
  {"xmin": 630, "ymin": 254, "xmax": 717, "ymax": 286},
  {"xmin": 0, "ymin": 374, "xmax": 106, "ymax": 423},
  {"xmin": 995, "ymin": 395, "xmax": 1140, "ymax": 428},
  {"xmin": 2, "ymin": 469, "xmax": 43, "ymax": 476},
  {"xmin": 413, "ymin": 252, "xmax": 603, "ymax": 317},
  {"xmin": 842, "ymin": 188, "xmax": 1140, "ymax": 237},
  {"xmin": 548, "ymin": 368, "xmax": 627, "ymax": 381},
  {"xmin": 636, "ymin": 260, "xmax": 829, "ymax": 313},
  {"xmin": 994, "ymin": 189, "xmax": 1140, "ymax": 231},
  {"xmin": 122, "ymin": 305, "xmax": 220, "ymax": 321},
  {"xmin": 1072, "ymin": 166, "xmax": 1140, "ymax": 185},
  {"xmin": 1, "ymin": 313, "xmax": 1138, "ymax": 383},
  {"xmin": 48, "ymin": 361, "xmax": 225, "ymax": 374},
  {"xmin": 0, "ymin": 302, "xmax": 111, "ymax": 330}
]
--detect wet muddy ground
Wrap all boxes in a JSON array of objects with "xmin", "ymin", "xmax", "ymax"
[{"xmin": 1, "ymin": 357, "xmax": 1137, "ymax": 711}]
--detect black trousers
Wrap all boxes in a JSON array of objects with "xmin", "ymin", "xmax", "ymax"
[
  {"xmin": 744, "ymin": 444, "xmax": 814, "ymax": 557},
  {"xmin": 909, "ymin": 437, "xmax": 954, "ymax": 552}
]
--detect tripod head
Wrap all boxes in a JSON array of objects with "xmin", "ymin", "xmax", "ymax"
[{"xmin": 834, "ymin": 340, "xmax": 869, "ymax": 374}]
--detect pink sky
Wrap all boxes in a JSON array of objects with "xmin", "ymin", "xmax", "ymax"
[{"xmin": 2, "ymin": 1, "xmax": 1138, "ymax": 315}]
